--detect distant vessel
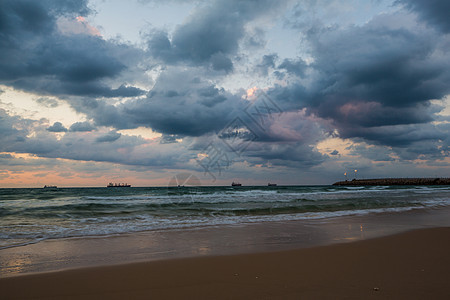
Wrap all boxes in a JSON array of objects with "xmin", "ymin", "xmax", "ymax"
[
  {"xmin": 107, "ymin": 183, "xmax": 131, "ymax": 187},
  {"xmin": 268, "ymin": 183, "xmax": 277, "ymax": 186},
  {"xmin": 231, "ymin": 182, "xmax": 242, "ymax": 186},
  {"xmin": 43, "ymin": 185, "xmax": 57, "ymax": 189}
]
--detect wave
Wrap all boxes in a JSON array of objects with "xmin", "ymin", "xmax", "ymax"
[{"xmin": 1, "ymin": 185, "xmax": 449, "ymax": 249}]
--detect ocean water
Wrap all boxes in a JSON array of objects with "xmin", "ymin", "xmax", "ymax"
[{"xmin": 1, "ymin": 185, "xmax": 449, "ymax": 249}]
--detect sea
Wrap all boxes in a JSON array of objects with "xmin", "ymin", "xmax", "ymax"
[{"xmin": 1, "ymin": 185, "xmax": 449, "ymax": 250}]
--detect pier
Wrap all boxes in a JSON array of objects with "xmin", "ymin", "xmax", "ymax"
[{"xmin": 333, "ymin": 178, "xmax": 450, "ymax": 186}]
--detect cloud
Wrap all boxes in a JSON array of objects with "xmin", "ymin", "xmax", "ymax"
[
  {"xmin": 0, "ymin": 109, "xmax": 193, "ymax": 168},
  {"xmin": 0, "ymin": 153, "xmax": 13, "ymax": 159},
  {"xmin": 35, "ymin": 97, "xmax": 59, "ymax": 108},
  {"xmin": 147, "ymin": 0, "xmax": 287, "ymax": 72},
  {"xmin": 277, "ymin": 58, "xmax": 307, "ymax": 78},
  {"xmin": 69, "ymin": 121, "xmax": 96, "ymax": 132},
  {"xmin": 268, "ymin": 11, "xmax": 450, "ymax": 155},
  {"xmin": 330, "ymin": 150, "xmax": 339, "ymax": 156},
  {"xmin": 0, "ymin": 110, "xmax": 24, "ymax": 142},
  {"xmin": 255, "ymin": 54, "xmax": 278, "ymax": 76},
  {"xmin": 309, "ymin": 18, "xmax": 447, "ymax": 107},
  {"xmin": 75, "ymin": 68, "xmax": 242, "ymax": 136},
  {"xmin": 397, "ymin": 0, "xmax": 450, "ymax": 33},
  {"xmin": 1, "ymin": 0, "xmax": 327, "ymax": 173},
  {"xmin": 1, "ymin": 0, "xmax": 449, "ymax": 182},
  {"xmin": 57, "ymin": 15, "xmax": 101, "ymax": 36},
  {"xmin": 0, "ymin": 109, "xmax": 57, "ymax": 154},
  {"xmin": 46, "ymin": 122, "xmax": 68, "ymax": 132},
  {"xmin": 160, "ymin": 134, "xmax": 181, "ymax": 144},
  {"xmin": 96, "ymin": 131, "xmax": 121, "ymax": 143},
  {"xmin": 245, "ymin": 143, "xmax": 327, "ymax": 168},
  {"xmin": 0, "ymin": 0, "xmax": 146, "ymax": 98},
  {"xmin": 2, "ymin": 100, "xmax": 329, "ymax": 172}
]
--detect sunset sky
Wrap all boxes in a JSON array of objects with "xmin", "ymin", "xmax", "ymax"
[{"xmin": 0, "ymin": 0, "xmax": 449, "ymax": 187}]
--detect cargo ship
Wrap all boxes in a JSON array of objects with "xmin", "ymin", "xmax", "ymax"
[
  {"xmin": 107, "ymin": 183, "xmax": 131, "ymax": 187},
  {"xmin": 43, "ymin": 185, "xmax": 57, "ymax": 189}
]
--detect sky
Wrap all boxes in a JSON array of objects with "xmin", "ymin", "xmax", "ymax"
[{"xmin": 0, "ymin": 0, "xmax": 449, "ymax": 187}]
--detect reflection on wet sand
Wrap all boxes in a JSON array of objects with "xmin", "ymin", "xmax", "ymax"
[{"xmin": 1, "ymin": 206, "xmax": 449, "ymax": 277}]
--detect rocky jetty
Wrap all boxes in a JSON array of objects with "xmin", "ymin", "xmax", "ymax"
[{"xmin": 333, "ymin": 178, "xmax": 450, "ymax": 186}]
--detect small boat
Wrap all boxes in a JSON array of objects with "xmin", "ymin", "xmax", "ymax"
[
  {"xmin": 107, "ymin": 183, "xmax": 131, "ymax": 187},
  {"xmin": 268, "ymin": 183, "xmax": 277, "ymax": 186},
  {"xmin": 231, "ymin": 182, "xmax": 242, "ymax": 186}
]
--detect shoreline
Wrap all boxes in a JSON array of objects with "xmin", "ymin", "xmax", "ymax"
[
  {"xmin": 1, "ymin": 205, "xmax": 450, "ymax": 278},
  {"xmin": 1, "ymin": 226, "xmax": 449, "ymax": 299},
  {"xmin": 0, "ymin": 204, "xmax": 428, "ymax": 251}
]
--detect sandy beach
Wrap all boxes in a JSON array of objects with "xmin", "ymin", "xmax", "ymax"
[{"xmin": 1, "ymin": 227, "xmax": 449, "ymax": 299}]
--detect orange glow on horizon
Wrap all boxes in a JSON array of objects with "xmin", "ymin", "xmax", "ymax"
[
  {"xmin": 0, "ymin": 168, "xmax": 177, "ymax": 188},
  {"xmin": 0, "ymin": 152, "xmax": 170, "ymax": 188}
]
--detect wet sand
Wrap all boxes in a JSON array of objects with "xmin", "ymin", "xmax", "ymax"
[
  {"xmin": 1, "ymin": 227, "xmax": 449, "ymax": 299},
  {"xmin": 3, "ymin": 206, "xmax": 450, "ymax": 278}
]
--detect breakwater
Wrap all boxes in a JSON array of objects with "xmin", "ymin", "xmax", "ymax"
[{"xmin": 333, "ymin": 178, "xmax": 450, "ymax": 186}]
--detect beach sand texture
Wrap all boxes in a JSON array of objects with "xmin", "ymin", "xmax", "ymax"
[{"xmin": 1, "ymin": 227, "xmax": 449, "ymax": 299}]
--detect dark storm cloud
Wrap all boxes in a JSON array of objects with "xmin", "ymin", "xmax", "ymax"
[
  {"xmin": 395, "ymin": 141, "xmax": 449, "ymax": 161},
  {"xmin": 269, "ymin": 12, "xmax": 450, "ymax": 151},
  {"xmin": 0, "ymin": 0, "xmax": 145, "ymax": 98},
  {"xmin": 363, "ymin": 122, "xmax": 448, "ymax": 162},
  {"xmin": 0, "ymin": 0, "xmax": 88, "ymax": 37},
  {"xmin": 348, "ymin": 144, "xmax": 395, "ymax": 162},
  {"xmin": 47, "ymin": 132, "xmax": 190, "ymax": 168},
  {"xmin": 147, "ymin": 0, "xmax": 286, "ymax": 71},
  {"xmin": 214, "ymin": 109, "xmax": 330, "ymax": 169},
  {"xmin": 96, "ymin": 131, "xmax": 121, "ymax": 143},
  {"xmin": 160, "ymin": 134, "xmax": 181, "ymax": 144},
  {"xmin": 0, "ymin": 110, "xmax": 23, "ymax": 140},
  {"xmin": 397, "ymin": 0, "xmax": 450, "ymax": 33},
  {"xmin": 46, "ymin": 122, "xmax": 68, "ymax": 132},
  {"xmin": 0, "ymin": 109, "xmax": 57, "ymax": 155},
  {"xmin": 342, "ymin": 123, "xmax": 447, "ymax": 151},
  {"xmin": 277, "ymin": 58, "xmax": 307, "ymax": 78},
  {"xmin": 2, "ymin": 0, "xmax": 321, "ymax": 170},
  {"xmin": 244, "ymin": 143, "xmax": 327, "ymax": 168},
  {"xmin": 77, "ymin": 69, "xmax": 242, "ymax": 136},
  {"xmin": 255, "ymin": 54, "xmax": 278, "ymax": 76},
  {"xmin": 69, "ymin": 121, "xmax": 96, "ymax": 132},
  {"xmin": 308, "ymin": 23, "xmax": 447, "ymax": 108},
  {"xmin": 0, "ymin": 153, "xmax": 13, "ymax": 159},
  {"xmin": 1, "ymin": 0, "xmax": 448, "ymax": 173},
  {"xmin": 330, "ymin": 150, "xmax": 339, "ymax": 156},
  {"xmin": 323, "ymin": 103, "xmax": 433, "ymax": 128},
  {"xmin": 0, "ymin": 109, "xmax": 190, "ymax": 168}
]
